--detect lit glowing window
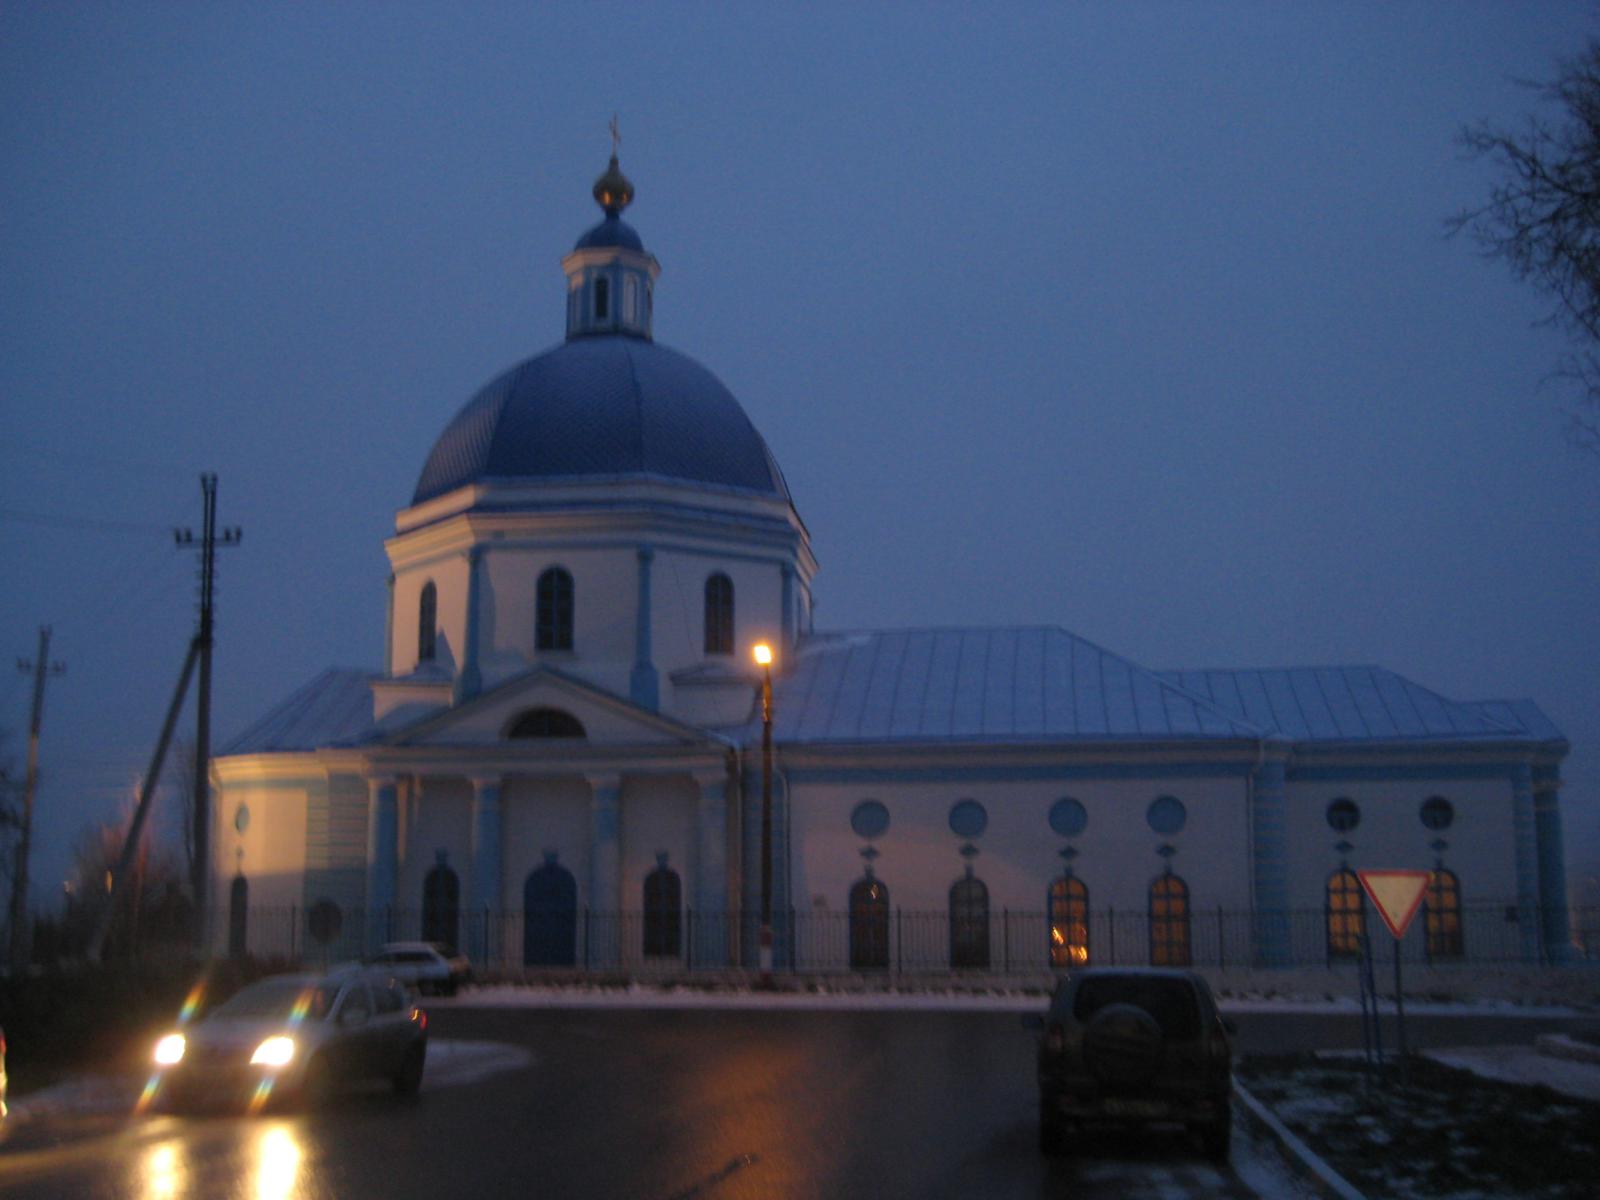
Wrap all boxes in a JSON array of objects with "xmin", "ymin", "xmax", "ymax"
[
  {"xmin": 1425, "ymin": 868, "xmax": 1464, "ymax": 959},
  {"xmin": 1149, "ymin": 873, "xmax": 1191, "ymax": 966},
  {"xmin": 1326, "ymin": 868, "xmax": 1365, "ymax": 958},
  {"xmin": 1048, "ymin": 875, "xmax": 1089, "ymax": 968}
]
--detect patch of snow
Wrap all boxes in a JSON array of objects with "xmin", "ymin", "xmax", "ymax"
[{"xmin": 1424, "ymin": 1044, "xmax": 1600, "ymax": 1102}]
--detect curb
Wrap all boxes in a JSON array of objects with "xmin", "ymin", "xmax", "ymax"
[
  {"xmin": 1536, "ymin": 1033, "xmax": 1600, "ymax": 1067},
  {"xmin": 1232, "ymin": 1077, "xmax": 1367, "ymax": 1200}
]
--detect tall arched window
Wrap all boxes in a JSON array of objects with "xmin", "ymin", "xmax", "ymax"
[
  {"xmin": 594, "ymin": 275, "xmax": 610, "ymax": 321},
  {"xmin": 704, "ymin": 573, "xmax": 734, "ymax": 655},
  {"xmin": 1048, "ymin": 876, "xmax": 1090, "ymax": 968},
  {"xmin": 228, "ymin": 875, "xmax": 249, "ymax": 958},
  {"xmin": 949, "ymin": 874, "xmax": 990, "ymax": 969},
  {"xmin": 1326, "ymin": 869, "xmax": 1365, "ymax": 959},
  {"xmin": 643, "ymin": 864, "xmax": 682, "ymax": 958},
  {"xmin": 423, "ymin": 864, "xmax": 460, "ymax": 948},
  {"xmin": 1425, "ymin": 868, "xmax": 1464, "ymax": 959},
  {"xmin": 1149, "ymin": 873, "xmax": 1191, "ymax": 966},
  {"xmin": 418, "ymin": 581, "xmax": 437, "ymax": 662},
  {"xmin": 849, "ymin": 877, "xmax": 890, "ymax": 969},
  {"xmin": 536, "ymin": 567, "xmax": 574, "ymax": 651}
]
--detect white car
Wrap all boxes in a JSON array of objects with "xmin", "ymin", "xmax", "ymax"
[{"xmin": 367, "ymin": 942, "xmax": 472, "ymax": 996}]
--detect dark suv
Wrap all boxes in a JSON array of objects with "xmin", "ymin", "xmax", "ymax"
[{"xmin": 1023, "ymin": 967, "xmax": 1234, "ymax": 1160}]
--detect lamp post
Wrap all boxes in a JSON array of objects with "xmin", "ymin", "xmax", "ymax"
[{"xmin": 753, "ymin": 642, "xmax": 775, "ymax": 986}]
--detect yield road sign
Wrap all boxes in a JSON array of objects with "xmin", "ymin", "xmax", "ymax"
[{"xmin": 1358, "ymin": 869, "xmax": 1430, "ymax": 940}]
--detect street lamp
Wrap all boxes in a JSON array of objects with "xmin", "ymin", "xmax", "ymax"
[{"xmin": 753, "ymin": 642, "xmax": 774, "ymax": 986}]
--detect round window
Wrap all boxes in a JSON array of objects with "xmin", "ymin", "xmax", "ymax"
[
  {"xmin": 1146, "ymin": 795, "xmax": 1187, "ymax": 834},
  {"xmin": 948, "ymin": 799, "xmax": 988, "ymax": 839},
  {"xmin": 1420, "ymin": 796, "xmax": 1454, "ymax": 831},
  {"xmin": 850, "ymin": 800, "xmax": 890, "ymax": 840},
  {"xmin": 1326, "ymin": 798, "xmax": 1361, "ymax": 833},
  {"xmin": 1048, "ymin": 797, "xmax": 1088, "ymax": 838}
]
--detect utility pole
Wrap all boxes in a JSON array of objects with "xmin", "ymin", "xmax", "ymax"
[
  {"xmin": 10, "ymin": 626, "xmax": 65, "ymax": 973},
  {"xmin": 174, "ymin": 474, "xmax": 240, "ymax": 951}
]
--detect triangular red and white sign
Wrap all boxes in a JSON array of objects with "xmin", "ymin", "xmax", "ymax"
[{"xmin": 1357, "ymin": 869, "xmax": 1430, "ymax": 940}]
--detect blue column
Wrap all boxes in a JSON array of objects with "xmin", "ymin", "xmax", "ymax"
[
  {"xmin": 589, "ymin": 776, "xmax": 622, "ymax": 965},
  {"xmin": 454, "ymin": 548, "xmax": 483, "ymax": 704},
  {"xmin": 1251, "ymin": 755, "xmax": 1291, "ymax": 967},
  {"xmin": 365, "ymin": 777, "xmax": 400, "ymax": 951},
  {"xmin": 383, "ymin": 574, "xmax": 395, "ymax": 676},
  {"xmin": 630, "ymin": 546, "xmax": 659, "ymax": 710},
  {"xmin": 695, "ymin": 774, "xmax": 729, "ymax": 967},
  {"xmin": 1511, "ymin": 763, "xmax": 1542, "ymax": 963},
  {"xmin": 1532, "ymin": 765, "xmax": 1571, "ymax": 964},
  {"xmin": 469, "ymin": 777, "xmax": 503, "ymax": 965},
  {"xmin": 780, "ymin": 563, "xmax": 795, "ymax": 648}
]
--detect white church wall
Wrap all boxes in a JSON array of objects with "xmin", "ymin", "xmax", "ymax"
[
  {"xmin": 397, "ymin": 777, "xmax": 471, "ymax": 921},
  {"xmin": 1282, "ymin": 776, "xmax": 1520, "ymax": 908},
  {"xmin": 500, "ymin": 775, "xmax": 592, "ymax": 909},
  {"xmin": 787, "ymin": 775, "xmax": 1251, "ymax": 920},
  {"xmin": 216, "ymin": 783, "xmax": 310, "ymax": 935},
  {"xmin": 393, "ymin": 556, "xmax": 470, "ymax": 676},
  {"xmin": 650, "ymin": 547, "xmax": 786, "ymax": 675},
  {"xmin": 619, "ymin": 774, "xmax": 697, "ymax": 962}
]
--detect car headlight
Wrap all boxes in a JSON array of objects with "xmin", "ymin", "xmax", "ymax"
[
  {"xmin": 154, "ymin": 1033, "xmax": 186, "ymax": 1066},
  {"xmin": 250, "ymin": 1036, "xmax": 296, "ymax": 1068}
]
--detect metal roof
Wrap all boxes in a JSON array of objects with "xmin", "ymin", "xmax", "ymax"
[
  {"xmin": 411, "ymin": 336, "xmax": 791, "ymax": 505},
  {"xmin": 222, "ymin": 668, "xmax": 378, "ymax": 755},
  {"xmin": 761, "ymin": 628, "xmax": 1265, "ymax": 744},
  {"xmin": 1157, "ymin": 666, "xmax": 1558, "ymax": 744}
]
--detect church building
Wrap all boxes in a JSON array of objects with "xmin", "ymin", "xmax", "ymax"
[{"xmin": 214, "ymin": 155, "xmax": 1574, "ymax": 973}]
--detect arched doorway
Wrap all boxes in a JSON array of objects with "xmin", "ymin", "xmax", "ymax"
[
  {"xmin": 524, "ymin": 861, "xmax": 577, "ymax": 966},
  {"xmin": 949, "ymin": 874, "xmax": 990, "ymax": 969},
  {"xmin": 228, "ymin": 875, "xmax": 248, "ymax": 958},
  {"xmin": 423, "ymin": 863, "xmax": 460, "ymax": 948},
  {"xmin": 849, "ymin": 877, "xmax": 890, "ymax": 969},
  {"xmin": 643, "ymin": 864, "xmax": 682, "ymax": 958},
  {"xmin": 1048, "ymin": 875, "xmax": 1089, "ymax": 968}
]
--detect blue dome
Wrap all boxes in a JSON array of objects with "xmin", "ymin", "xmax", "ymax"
[
  {"xmin": 413, "ymin": 337, "xmax": 790, "ymax": 505},
  {"xmin": 574, "ymin": 214, "xmax": 644, "ymax": 251}
]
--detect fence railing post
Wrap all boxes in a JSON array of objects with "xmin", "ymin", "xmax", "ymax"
[
  {"xmin": 1217, "ymin": 904, "xmax": 1224, "ymax": 968},
  {"xmin": 895, "ymin": 908, "xmax": 903, "ymax": 976},
  {"xmin": 1003, "ymin": 907, "xmax": 1010, "ymax": 975},
  {"xmin": 1107, "ymin": 906, "xmax": 1116, "ymax": 965}
]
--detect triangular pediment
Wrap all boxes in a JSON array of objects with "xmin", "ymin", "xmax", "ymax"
[{"xmin": 386, "ymin": 666, "xmax": 711, "ymax": 748}]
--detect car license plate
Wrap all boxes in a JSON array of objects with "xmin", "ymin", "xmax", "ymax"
[{"xmin": 1100, "ymin": 1098, "xmax": 1167, "ymax": 1118}]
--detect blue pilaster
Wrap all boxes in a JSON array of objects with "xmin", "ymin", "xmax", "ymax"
[
  {"xmin": 1511, "ymin": 764, "xmax": 1542, "ymax": 963},
  {"xmin": 589, "ymin": 777, "xmax": 622, "ymax": 965},
  {"xmin": 695, "ymin": 775, "xmax": 729, "ymax": 966},
  {"xmin": 1251, "ymin": 755, "xmax": 1291, "ymax": 966},
  {"xmin": 630, "ymin": 546, "xmax": 659, "ymax": 711},
  {"xmin": 365, "ymin": 777, "xmax": 399, "ymax": 951},
  {"xmin": 469, "ymin": 777, "xmax": 502, "ymax": 964},
  {"xmin": 780, "ymin": 564, "xmax": 795, "ymax": 648},
  {"xmin": 383, "ymin": 573, "xmax": 395, "ymax": 676},
  {"xmin": 454, "ymin": 547, "xmax": 483, "ymax": 704},
  {"xmin": 1532, "ymin": 765, "xmax": 1572, "ymax": 964}
]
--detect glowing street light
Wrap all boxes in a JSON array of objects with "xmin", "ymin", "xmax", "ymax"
[{"xmin": 753, "ymin": 642, "xmax": 775, "ymax": 985}]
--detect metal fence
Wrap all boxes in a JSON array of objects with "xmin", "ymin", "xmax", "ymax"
[{"xmin": 226, "ymin": 902, "xmax": 1600, "ymax": 975}]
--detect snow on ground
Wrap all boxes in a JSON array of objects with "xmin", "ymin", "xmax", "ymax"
[
  {"xmin": 1423, "ymin": 1044, "xmax": 1600, "ymax": 1101},
  {"xmin": 431, "ymin": 981, "xmax": 1588, "ymax": 1016}
]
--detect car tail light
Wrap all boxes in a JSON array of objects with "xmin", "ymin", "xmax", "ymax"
[
  {"xmin": 1045, "ymin": 1022, "xmax": 1065, "ymax": 1055},
  {"xmin": 412, "ymin": 1007, "xmax": 427, "ymax": 1031}
]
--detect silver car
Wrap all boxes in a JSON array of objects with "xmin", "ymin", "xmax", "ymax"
[
  {"xmin": 366, "ymin": 942, "xmax": 472, "ymax": 996},
  {"xmin": 151, "ymin": 967, "xmax": 427, "ymax": 1111}
]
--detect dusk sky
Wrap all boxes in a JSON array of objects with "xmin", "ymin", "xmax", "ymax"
[{"xmin": 3, "ymin": 4, "xmax": 1597, "ymax": 911}]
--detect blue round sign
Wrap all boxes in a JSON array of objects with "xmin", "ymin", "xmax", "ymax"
[
  {"xmin": 1048, "ymin": 797, "xmax": 1088, "ymax": 837},
  {"xmin": 948, "ymin": 799, "xmax": 988, "ymax": 839},
  {"xmin": 850, "ymin": 800, "xmax": 890, "ymax": 839},
  {"xmin": 1146, "ymin": 795, "xmax": 1187, "ymax": 835}
]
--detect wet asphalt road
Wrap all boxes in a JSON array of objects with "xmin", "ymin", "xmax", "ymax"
[{"xmin": 0, "ymin": 1006, "xmax": 1592, "ymax": 1200}]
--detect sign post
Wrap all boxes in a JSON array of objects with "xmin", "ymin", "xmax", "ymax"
[{"xmin": 1358, "ymin": 869, "xmax": 1430, "ymax": 1085}]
